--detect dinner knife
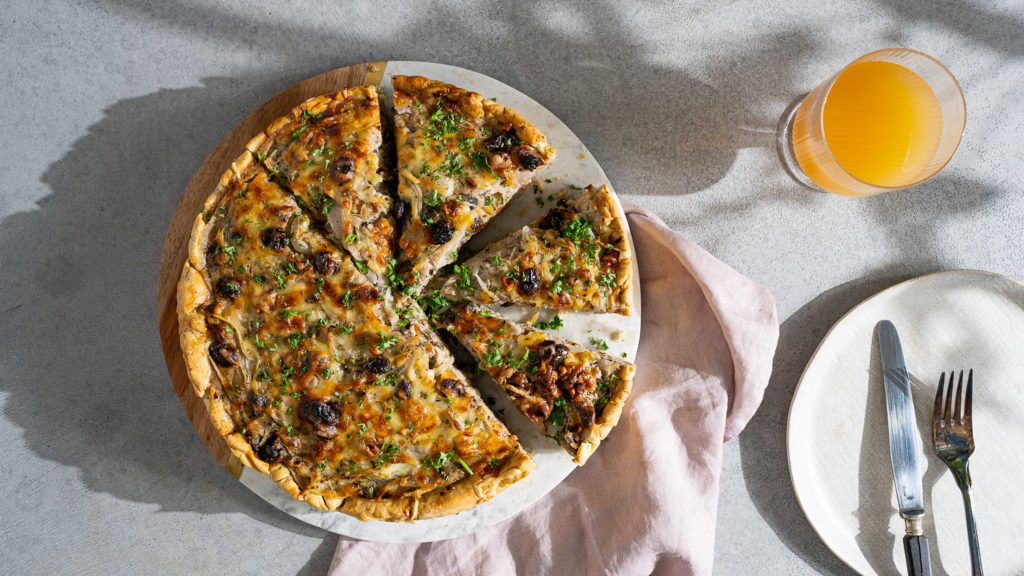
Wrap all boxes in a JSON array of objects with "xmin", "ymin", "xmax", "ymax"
[{"xmin": 878, "ymin": 320, "xmax": 932, "ymax": 576}]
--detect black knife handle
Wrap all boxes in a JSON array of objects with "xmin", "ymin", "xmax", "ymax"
[{"xmin": 904, "ymin": 535, "xmax": 932, "ymax": 576}]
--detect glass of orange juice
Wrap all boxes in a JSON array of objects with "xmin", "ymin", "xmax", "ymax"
[{"xmin": 778, "ymin": 48, "xmax": 966, "ymax": 196}]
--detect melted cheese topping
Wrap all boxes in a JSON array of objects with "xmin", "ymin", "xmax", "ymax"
[
  {"xmin": 392, "ymin": 76, "xmax": 552, "ymax": 290},
  {"xmin": 435, "ymin": 303, "xmax": 633, "ymax": 454},
  {"xmin": 251, "ymin": 87, "xmax": 395, "ymax": 277},
  {"xmin": 201, "ymin": 166, "xmax": 519, "ymax": 500},
  {"xmin": 433, "ymin": 185, "xmax": 628, "ymax": 312}
]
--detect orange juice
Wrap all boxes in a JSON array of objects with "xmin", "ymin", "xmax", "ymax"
[{"xmin": 786, "ymin": 50, "xmax": 962, "ymax": 196}]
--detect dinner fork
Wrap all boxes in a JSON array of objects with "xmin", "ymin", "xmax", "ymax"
[{"xmin": 932, "ymin": 370, "xmax": 983, "ymax": 576}]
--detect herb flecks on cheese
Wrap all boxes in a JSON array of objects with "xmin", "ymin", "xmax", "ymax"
[{"xmin": 391, "ymin": 76, "xmax": 556, "ymax": 292}]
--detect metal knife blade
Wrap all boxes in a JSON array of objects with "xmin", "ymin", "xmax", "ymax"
[{"xmin": 877, "ymin": 320, "xmax": 925, "ymax": 517}]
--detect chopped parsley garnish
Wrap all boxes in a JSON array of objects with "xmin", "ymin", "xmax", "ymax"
[
  {"xmin": 458, "ymin": 135, "xmax": 475, "ymax": 152},
  {"xmin": 345, "ymin": 232, "xmax": 357, "ymax": 244},
  {"xmin": 561, "ymin": 216, "xmax": 594, "ymax": 244},
  {"xmin": 277, "ymin": 307, "xmax": 301, "ymax": 320},
  {"xmin": 300, "ymin": 109, "xmax": 323, "ymax": 123},
  {"xmin": 384, "ymin": 258, "xmax": 407, "ymax": 293},
  {"xmin": 598, "ymin": 271, "xmax": 617, "ymax": 289},
  {"xmin": 340, "ymin": 291, "xmax": 355, "ymax": 308},
  {"xmin": 256, "ymin": 367, "xmax": 270, "ymax": 381},
  {"xmin": 424, "ymin": 189, "xmax": 442, "ymax": 207},
  {"xmin": 316, "ymin": 192, "xmax": 335, "ymax": 216},
  {"xmin": 491, "ymin": 255, "xmax": 502, "ymax": 266},
  {"xmin": 338, "ymin": 323, "xmax": 354, "ymax": 335},
  {"xmin": 482, "ymin": 348, "xmax": 503, "ymax": 367},
  {"xmin": 589, "ymin": 337, "xmax": 609, "ymax": 351},
  {"xmin": 423, "ymin": 449, "xmax": 469, "ymax": 475},
  {"xmin": 547, "ymin": 397, "xmax": 567, "ymax": 427},
  {"xmin": 291, "ymin": 125, "xmax": 308, "ymax": 140},
  {"xmin": 311, "ymin": 277, "xmax": 325, "ymax": 300},
  {"xmin": 321, "ymin": 368, "xmax": 333, "ymax": 379},
  {"xmin": 395, "ymin": 306, "xmax": 411, "ymax": 329},
  {"xmin": 438, "ymin": 151, "xmax": 465, "ymax": 177},
  {"xmin": 425, "ymin": 106, "xmax": 463, "ymax": 140},
  {"xmin": 418, "ymin": 290, "xmax": 452, "ymax": 317},
  {"xmin": 455, "ymin": 457, "xmax": 473, "ymax": 475},
  {"xmin": 452, "ymin": 264, "xmax": 472, "ymax": 291},
  {"xmin": 286, "ymin": 332, "xmax": 306, "ymax": 350},
  {"xmin": 535, "ymin": 315, "xmax": 564, "ymax": 331},
  {"xmin": 354, "ymin": 260, "xmax": 369, "ymax": 274},
  {"xmin": 372, "ymin": 443, "xmax": 401, "ymax": 468},
  {"xmin": 377, "ymin": 332, "xmax": 398, "ymax": 350},
  {"xmin": 253, "ymin": 334, "xmax": 277, "ymax": 351},
  {"xmin": 470, "ymin": 151, "xmax": 496, "ymax": 177},
  {"xmin": 253, "ymin": 275, "xmax": 265, "ymax": 285}
]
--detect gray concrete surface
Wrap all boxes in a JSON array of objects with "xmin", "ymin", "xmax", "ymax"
[{"xmin": 1, "ymin": 1, "xmax": 1021, "ymax": 574}]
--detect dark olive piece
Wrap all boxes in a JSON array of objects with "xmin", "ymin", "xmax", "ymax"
[
  {"xmin": 516, "ymin": 147, "xmax": 542, "ymax": 171},
  {"xmin": 393, "ymin": 199, "xmax": 408, "ymax": 222},
  {"xmin": 486, "ymin": 127, "xmax": 519, "ymax": 152},
  {"xmin": 364, "ymin": 356, "xmax": 390, "ymax": 375},
  {"xmin": 539, "ymin": 340, "xmax": 569, "ymax": 367},
  {"xmin": 518, "ymin": 268, "xmax": 541, "ymax": 296},
  {"xmin": 396, "ymin": 379, "xmax": 413, "ymax": 400},
  {"xmin": 429, "ymin": 218, "xmax": 454, "ymax": 245},
  {"xmin": 299, "ymin": 398, "xmax": 341, "ymax": 426},
  {"xmin": 261, "ymin": 227, "xmax": 289, "ymax": 251},
  {"xmin": 439, "ymin": 378, "xmax": 466, "ymax": 397},
  {"xmin": 215, "ymin": 277, "xmax": 242, "ymax": 300},
  {"xmin": 209, "ymin": 342, "xmax": 239, "ymax": 367},
  {"xmin": 539, "ymin": 207, "xmax": 576, "ymax": 232},
  {"xmin": 312, "ymin": 251, "xmax": 339, "ymax": 275},
  {"xmin": 255, "ymin": 433, "xmax": 286, "ymax": 463},
  {"xmin": 579, "ymin": 404, "xmax": 596, "ymax": 426},
  {"xmin": 328, "ymin": 156, "xmax": 355, "ymax": 182}
]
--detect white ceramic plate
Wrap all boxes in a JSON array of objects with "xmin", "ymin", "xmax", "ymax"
[
  {"xmin": 788, "ymin": 270, "xmax": 1024, "ymax": 575},
  {"xmin": 239, "ymin": 61, "xmax": 642, "ymax": 543}
]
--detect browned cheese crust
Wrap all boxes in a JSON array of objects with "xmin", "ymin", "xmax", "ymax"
[
  {"xmin": 177, "ymin": 147, "xmax": 533, "ymax": 521},
  {"xmin": 431, "ymin": 184, "xmax": 633, "ymax": 315},
  {"xmin": 429, "ymin": 302, "xmax": 635, "ymax": 465},
  {"xmin": 391, "ymin": 75, "xmax": 555, "ymax": 292}
]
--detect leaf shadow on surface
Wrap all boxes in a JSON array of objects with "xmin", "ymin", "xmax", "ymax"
[
  {"xmin": 0, "ymin": 75, "xmax": 334, "ymax": 539},
  {"xmin": 2, "ymin": 0, "xmax": 837, "ymax": 566},
  {"xmin": 97, "ymin": 0, "xmax": 827, "ymax": 197}
]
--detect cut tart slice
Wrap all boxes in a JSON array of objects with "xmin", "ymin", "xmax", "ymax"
[
  {"xmin": 177, "ymin": 152, "xmax": 532, "ymax": 520},
  {"xmin": 432, "ymin": 184, "xmax": 632, "ymax": 315},
  {"xmin": 247, "ymin": 86, "xmax": 396, "ymax": 279},
  {"xmin": 430, "ymin": 301, "xmax": 634, "ymax": 465},
  {"xmin": 391, "ymin": 75, "xmax": 555, "ymax": 292}
]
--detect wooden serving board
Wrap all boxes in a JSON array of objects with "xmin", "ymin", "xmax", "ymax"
[{"xmin": 155, "ymin": 62, "xmax": 387, "ymax": 478}]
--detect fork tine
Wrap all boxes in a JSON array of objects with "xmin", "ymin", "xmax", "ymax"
[
  {"xmin": 934, "ymin": 372, "xmax": 946, "ymax": 428},
  {"xmin": 965, "ymin": 369, "xmax": 974, "ymax": 423},
  {"xmin": 944, "ymin": 370, "xmax": 955, "ymax": 421},
  {"xmin": 954, "ymin": 370, "xmax": 964, "ymax": 422}
]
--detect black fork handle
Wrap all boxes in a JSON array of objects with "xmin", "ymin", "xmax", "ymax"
[{"xmin": 903, "ymin": 534, "xmax": 932, "ymax": 576}]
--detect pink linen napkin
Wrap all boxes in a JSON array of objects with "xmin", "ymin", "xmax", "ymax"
[{"xmin": 329, "ymin": 203, "xmax": 779, "ymax": 576}]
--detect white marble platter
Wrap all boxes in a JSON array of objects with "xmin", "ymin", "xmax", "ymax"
[{"xmin": 238, "ymin": 61, "xmax": 643, "ymax": 543}]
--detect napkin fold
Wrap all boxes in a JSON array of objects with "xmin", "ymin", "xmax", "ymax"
[{"xmin": 329, "ymin": 203, "xmax": 779, "ymax": 576}]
